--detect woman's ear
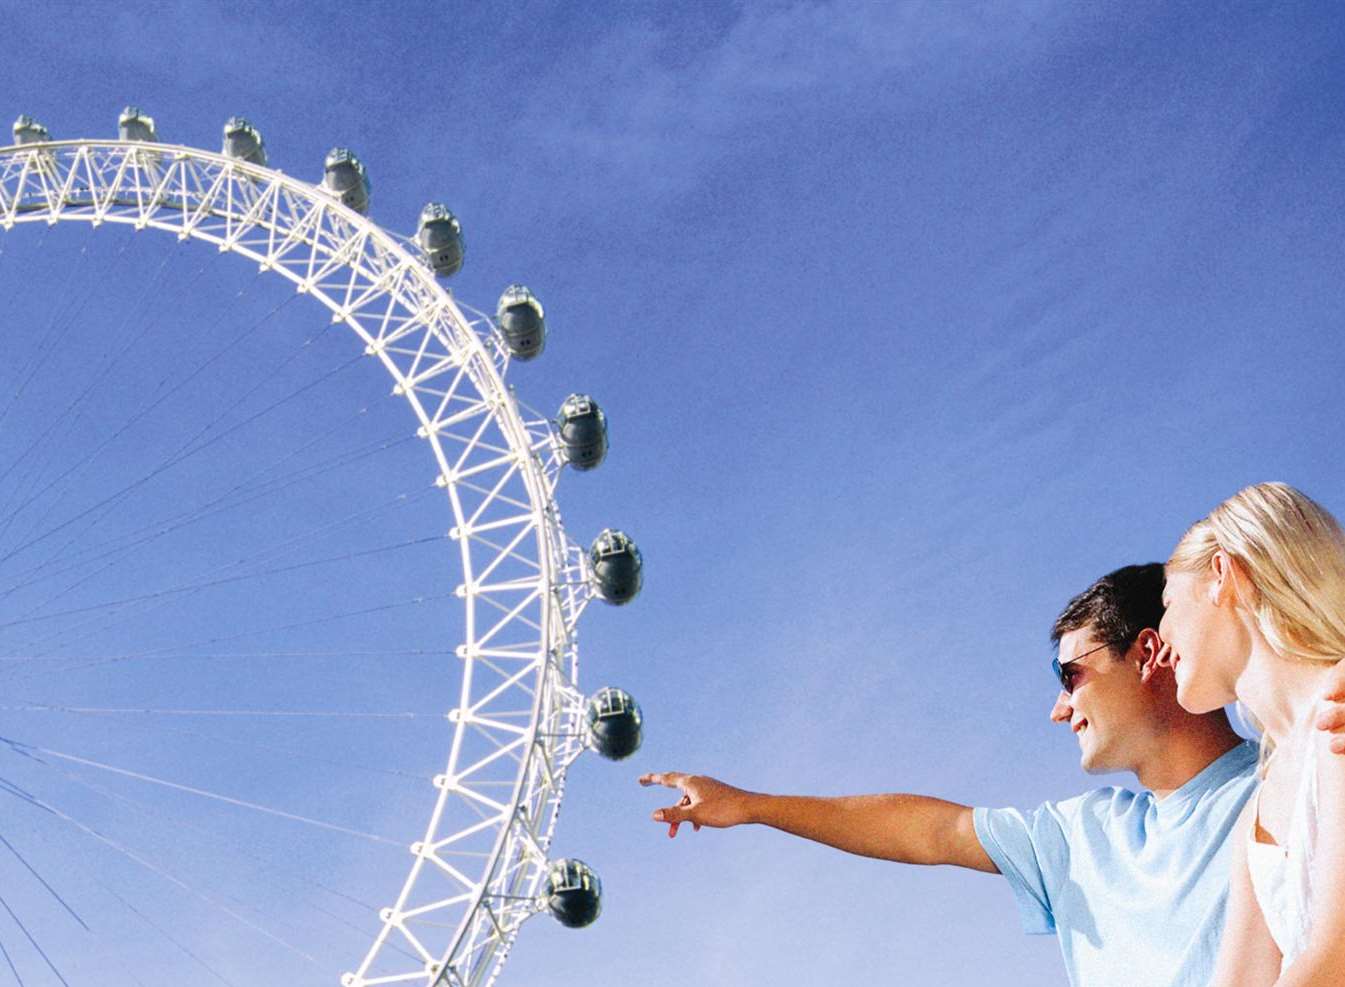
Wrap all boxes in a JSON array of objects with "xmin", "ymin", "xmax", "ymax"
[
  {"xmin": 1210, "ymin": 551, "xmax": 1234, "ymax": 605},
  {"xmin": 1211, "ymin": 550, "xmax": 1251, "ymax": 608}
]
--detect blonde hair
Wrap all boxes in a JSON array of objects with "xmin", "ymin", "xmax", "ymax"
[
  {"xmin": 1168, "ymin": 482, "xmax": 1345, "ymax": 768},
  {"xmin": 1168, "ymin": 482, "xmax": 1345, "ymax": 665}
]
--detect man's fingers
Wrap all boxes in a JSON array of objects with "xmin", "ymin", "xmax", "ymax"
[
  {"xmin": 639, "ymin": 771, "xmax": 686, "ymax": 790},
  {"xmin": 651, "ymin": 804, "xmax": 692, "ymax": 825}
]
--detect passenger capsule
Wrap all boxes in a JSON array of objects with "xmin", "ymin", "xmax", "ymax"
[
  {"xmin": 590, "ymin": 529, "xmax": 642, "ymax": 605},
  {"xmin": 322, "ymin": 147, "xmax": 371, "ymax": 215},
  {"xmin": 495, "ymin": 283, "xmax": 545, "ymax": 360},
  {"xmin": 556, "ymin": 394, "xmax": 607, "ymax": 470},
  {"xmin": 417, "ymin": 203, "xmax": 464, "ymax": 278},
  {"xmin": 544, "ymin": 859, "xmax": 602, "ymax": 929},
  {"xmin": 585, "ymin": 687, "xmax": 643, "ymax": 761},
  {"xmin": 12, "ymin": 115, "xmax": 49, "ymax": 145},
  {"xmin": 118, "ymin": 106, "xmax": 157, "ymax": 142},
  {"xmin": 222, "ymin": 116, "xmax": 267, "ymax": 166}
]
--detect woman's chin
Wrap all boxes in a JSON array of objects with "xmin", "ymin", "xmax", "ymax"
[{"xmin": 1176, "ymin": 672, "xmax": 1226, "ymax": 715}]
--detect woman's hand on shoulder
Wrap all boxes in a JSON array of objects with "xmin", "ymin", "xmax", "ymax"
[{"xmin": 1315, "ymin": 661, "xmax": 1345, "ymax": 755}]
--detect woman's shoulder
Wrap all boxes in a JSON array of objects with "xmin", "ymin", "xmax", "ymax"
[
  {"xmin": 1253, "ymin": 733, "xmax": 1323, "ymax": 844},
  {"xmin": 1298, "ymin": 704, "xmax": 1345, "ymax": 974},
  {"xmin": 1311, "ymin": 716, "xmax": 1345, "ymax": 809}
]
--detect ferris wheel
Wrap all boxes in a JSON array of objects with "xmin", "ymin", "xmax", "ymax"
[{"xmin": 0, "ymin": 108, "xmax": 644, "ymax": 986}]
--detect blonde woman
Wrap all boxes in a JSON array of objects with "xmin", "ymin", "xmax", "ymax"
[{"xmin": 1159, "ymin": 481, "xmax": 1345, "ymax": 985}]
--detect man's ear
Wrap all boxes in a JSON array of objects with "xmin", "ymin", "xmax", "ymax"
[{"xmin": 1136, "ymin": 628, "xmax": 1166, "ymax": 683}]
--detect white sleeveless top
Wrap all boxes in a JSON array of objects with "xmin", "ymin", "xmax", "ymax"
[{"xmin": 1246, "ymin": 729, "xmax": 1318, "ymax": 971}]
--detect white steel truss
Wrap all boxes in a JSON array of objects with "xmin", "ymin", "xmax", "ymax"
[{"xmin": 0, "ymin": 139, "xmax": 596, "ymax": 986}]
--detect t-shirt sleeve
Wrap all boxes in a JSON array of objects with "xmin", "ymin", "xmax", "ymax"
[{"xmin": 973, "ymin": 802, "xmax": 1071, "ymax": 936}]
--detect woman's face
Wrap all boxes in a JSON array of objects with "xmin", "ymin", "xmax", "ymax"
[{"xmin": 1158, "ymin": 562, "xmax": 1249, "ymax": 714}]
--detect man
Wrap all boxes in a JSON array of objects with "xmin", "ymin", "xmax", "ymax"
[{"xmin": 641, "ymin": 564, "xmax": 1345, "ymax": 986}]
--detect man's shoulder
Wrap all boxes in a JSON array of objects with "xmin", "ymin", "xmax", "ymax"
[
  {"xmin": 1206, "ymin": 741, "xmax": 1260, "ymax": 791},
  {"xmin": 1050, "ymin": 784, "xmax": 1143, "ymax": 823},
  {"xmin": 1192, "ymin": 741, "xmax": 1260, "ymax": 810},
  {"xmin": 1051, "ymin": 742, "xmax": 1260, "ymax": 830},
  {"xmin": 978, "ymin": 742, "xmax": 1261, "ymax": 834},
  {"xmin": 978, "ymin": 784, "xmax": 1141, "ymax": 830}
]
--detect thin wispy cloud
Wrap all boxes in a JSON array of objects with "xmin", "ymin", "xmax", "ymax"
[{"xmin": 506, "ymin": 2, "xmax": 1072, "ymax": 198}]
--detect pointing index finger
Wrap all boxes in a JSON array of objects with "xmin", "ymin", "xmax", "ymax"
[{"xmin": 639, "ymin": 771, "xmax": 685, "ymax": 790}]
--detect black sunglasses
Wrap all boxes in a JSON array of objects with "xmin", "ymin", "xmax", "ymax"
[{"xmin": 1051, "ymin": 640, "xmax": 1115, "ymax": 694}]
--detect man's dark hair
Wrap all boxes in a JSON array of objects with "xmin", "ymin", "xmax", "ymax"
[{"xmin": 1050, "ymin": 563, "xmax": 1166, "ymax": 656}]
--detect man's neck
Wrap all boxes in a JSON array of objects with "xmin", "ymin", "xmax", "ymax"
[{"xmin": 1137, "ymin": 717, "xmax": 1245, "ymax": 800}]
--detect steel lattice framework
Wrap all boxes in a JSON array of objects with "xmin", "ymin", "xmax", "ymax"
[{"xmin": 0, "ymin": 139, "xmax": 599, "ymax": 986}]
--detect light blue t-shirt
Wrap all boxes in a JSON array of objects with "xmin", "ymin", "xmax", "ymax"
[{"xmin": 974, "ymin": 741, "xmax": 1258, "ymax": 987}]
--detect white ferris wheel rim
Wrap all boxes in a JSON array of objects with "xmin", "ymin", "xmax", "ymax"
[{"xmin": 0, "ymin": 137, "xmax": 594, "ymax": 987}]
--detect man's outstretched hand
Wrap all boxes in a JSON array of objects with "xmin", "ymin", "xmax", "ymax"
[
  {"xmin": 640, "ymin": 772, "xmax": 756, "ymax": 838},
  {"xmin": 1318, "ymin": 659, "xmax": 1345, "ymax": 754}
]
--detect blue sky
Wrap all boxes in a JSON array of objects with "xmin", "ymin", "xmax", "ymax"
[{"xmin": 0, "ymin": 1, "xmax": 1344, "ymax": 984}]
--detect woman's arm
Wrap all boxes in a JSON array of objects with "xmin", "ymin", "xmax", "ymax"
[
  {"xmin": 1274, "ymin": 728, "xmax": 1345, "ymax": 986},
  {"xmin": 1207, "ymin": 799, "xmax": 1283, "ymax": 987}
]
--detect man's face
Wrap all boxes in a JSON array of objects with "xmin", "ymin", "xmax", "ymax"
[{"xmin": 1050, "ymin": 627, "xmax": 1153, "ymax": 774}]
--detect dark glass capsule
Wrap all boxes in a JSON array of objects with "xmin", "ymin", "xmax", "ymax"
[
  {"xmin": 12, "ymin": 115, "xmax": 49, "ymax": 145},
  {"xmin": 496, "ymin": 283, "xmax": 545, "ymax": 360},
  {"xmin": 590, "ymin": 529, "xmax": 642, "ymax": 605},
  {"xmin": 585, "ymin": 687, "xmax": 643, "ymax": 761},
  {"xmin": 544, "ymin": 859, "xmax": 602, "ymax": 929},
  {"xmin": 119, "ymin": 106, "xmax": 157, "ymax": 142},
  {"xmin": 556, "ymin": 394, "xmax": 607, "ymax": 470},
  {"xmin": 322, "ymin": 147, "xmax": 371, "ymax": 215},
  {"xmin": 222, "ymin": 116, "xmax": 267, "ymax": 165},
  {"xmin": 418, "ymin": 203, "xmax": 464, "ymax": 278}
]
